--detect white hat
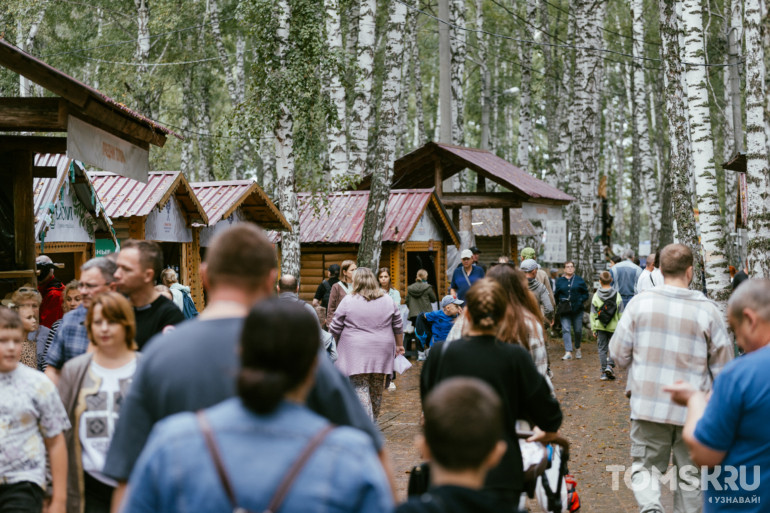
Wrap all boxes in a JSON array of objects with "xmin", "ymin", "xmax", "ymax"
[{"xmin": 460, "ymin": 249, "xmax": 473, "ymax": 259}]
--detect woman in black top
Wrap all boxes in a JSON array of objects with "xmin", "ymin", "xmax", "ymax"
[{"xmin": 420, "ymin": 278, "xmax": 563, "ymax": 506}]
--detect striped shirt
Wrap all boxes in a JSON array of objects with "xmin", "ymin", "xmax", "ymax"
[{"xmin": 609, "ymin": 285, "xmax": 733, "ymax": 426}]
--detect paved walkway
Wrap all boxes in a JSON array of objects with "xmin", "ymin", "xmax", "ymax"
[{"xmin": 378, "ymin": 337, "xmax": 676, "ymax": 512}]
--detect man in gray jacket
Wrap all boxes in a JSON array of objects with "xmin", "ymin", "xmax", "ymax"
[{"xmin": 521, "ymin": 259, "xmax": 554, "ymax": 323}]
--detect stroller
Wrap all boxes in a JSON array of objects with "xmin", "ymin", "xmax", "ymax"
[{"xmin": 518, "ymin": 431, "xmax": 580, "ymax": 513}]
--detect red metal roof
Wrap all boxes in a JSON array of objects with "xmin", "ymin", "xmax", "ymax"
[
  {"xmin": 268, "ymin": 189, "xmax": 458, "ymax": 245},
  {"xmin": 89, "ymin": 171, "xmax": 208, "ymax": 224},
  {"xmin": 190, "ymin": 180, "xmax": 290, "ymax": 231}
]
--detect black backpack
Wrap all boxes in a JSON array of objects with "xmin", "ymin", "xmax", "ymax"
[{"xmin": 597, "ymin": 294, "xmax": 619, "ymax": 326}]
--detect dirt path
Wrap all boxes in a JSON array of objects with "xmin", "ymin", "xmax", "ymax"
[{"xmin": 378, "ymin": 337, "xmax": 676, "ymax": 512}]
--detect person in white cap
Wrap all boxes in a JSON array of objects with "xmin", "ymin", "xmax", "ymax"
[{"xmin": 450, "ymin": 249, "xmax": 485, "ymax": 301}]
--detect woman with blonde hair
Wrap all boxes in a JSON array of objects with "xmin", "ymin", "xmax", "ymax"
[
  {"xmin": 420, "ymin": 278, "xmax": 562, "ymax": 508},
  {"xmin": 11, "ymin": 286, "xmax": 48, "ymax": 370},
  {"xmin": 325, "ymin": 259, "xmax": 357, "ymax": 325},
  {"xmin": 58, "ymin": 292, "xmax": 140, "ymax": 513},
  {"xmin": 329, "ymin": 267, "xmax": 404, "ymax": 420}
]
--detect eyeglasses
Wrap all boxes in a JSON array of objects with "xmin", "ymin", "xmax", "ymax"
[{"xmin": 16, "ymin": 287, "xmax": 38, "ymax": 294}]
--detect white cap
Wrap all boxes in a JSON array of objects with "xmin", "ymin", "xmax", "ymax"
[{"xmin": 460, "ymin": 249, "xmax": 473, "ymax": 259}]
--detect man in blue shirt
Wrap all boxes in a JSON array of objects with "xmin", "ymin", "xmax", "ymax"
[
  {"xmin": 44, "ymin": 257, "xmax": 117, "ymax": 384},
  {"xmin": 450, "ymin": 249, "xmax": 485, "ymax": 301},
  {"xmin": 610, "ymin": 249, "xmax": 643, "ymax": 306},
  {"xmin": 424, "ymin": 295, "xmax": 464, "ymax": 347},
  {"xmin": 665, "ymin": 279, "xmax": 770, "ymax": 512}
]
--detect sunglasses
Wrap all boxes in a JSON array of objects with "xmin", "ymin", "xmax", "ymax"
[{"xmin": 16, "ymin": 287, "xmax": 38, "ymax": 293}]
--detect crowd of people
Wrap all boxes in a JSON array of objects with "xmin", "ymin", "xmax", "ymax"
[{"xmin": 1, "ymin": 228, "xmax": 768, "ymax": 513}]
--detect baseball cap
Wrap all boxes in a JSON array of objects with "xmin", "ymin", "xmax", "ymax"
[
  {"xmin": 470, "ymin": 246, "xmax": 481, "ymax": 254},
  {"xmin": 460, "ymin": 249, "xmax": 473, "ymax": 259},
  {"xmin": 521, "ymin": 247, "xmax": 536, "ymax": 260},
  {"xmin": 440, "ymin": 295, "xmax": 464, "ymax": 309},
  {"xmin": 520, "ymin": 259, "xmax": 539, "ymax": 273}
]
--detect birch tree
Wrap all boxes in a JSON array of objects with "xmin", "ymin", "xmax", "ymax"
[
  {"xmin": 681, "ymin": 0, "xmax": 731, "ymax": 301},
  {"xmin": 324, "ymin": 0, "xmax": 349, "ymax": 182},
  {"xmin": 358, "ymin": 0, "xmax": 407, "ymax": 269},
  {"xmin": 658, "ymin": 0, "xmax": 703, "ymax": 288},
  {"xmin": 569, "ymin": 0, "xmax": 605, "ymax": 280},
  {"xmin": 449, "ymin": 0, "xmax": 466, "ymax": 146},
  {"xmin": 517, "ymin": 1, "xmax": 537, "ymax": 170},
  {"xmin": 744, "ymin": 0, "xmax": 770, "ymax": 277},
  {"xmin": 348, "ymin": 0, "xmax": 376, "ymax": 179}
]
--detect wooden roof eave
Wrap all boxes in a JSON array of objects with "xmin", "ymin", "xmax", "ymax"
[
  {"xmin": 402, "ymin": 189, "xmax": 460, "ymax": 247},
  {"xmin": 158, "ymin": 174, "xmax": 208, "ymax": 226},
  {"xmin": 237, "ymin": 182, "xmax": 291, "ymax": 232}
]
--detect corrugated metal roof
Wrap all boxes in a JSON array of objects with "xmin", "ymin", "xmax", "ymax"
[
  {"xmin": 33, "ymin": 154, "xmax": 72, "ymax": 239},
  {"xmin": 268, "ymin": 189, "xmax": 457, "ymax": 245},
  {"xmin": 89, "ymin": 171, "xmax": 181, "ymax": 218},
  {"xmin": 190, "ymin": 180, "xmax": 290, "ymax": 231},
  {"xmin": 472, "ymin": 209, "xmax": 538, "ymax": 237}
]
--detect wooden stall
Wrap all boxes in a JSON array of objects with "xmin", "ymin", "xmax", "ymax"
[
  {"xmin": 190, "ymin": 180, "xmax": 290, "ymax": 308},
  {"xmin": 268, "ymin": 189, "xmax": 459, "ymax": 303},
  {"xmin": 0, "ymin": 39, "xmax": 176, "ymax": 297},
  {"xmin": 33, "ymin": 154, "xmax": 118, "ymax": 282},
  {"xmin": 471, "ymin": 209, "xmax": 538, "ymax": 264},
  {"xmin": 89, "ymin": 171, "xmax": 207, "ymax": 293}
]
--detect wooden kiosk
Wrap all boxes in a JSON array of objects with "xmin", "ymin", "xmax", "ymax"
[
  {"xmin": 268, "ymin": 189, "xmax": 459, "ymax": 303},
  {"xmin": 0, "ymin": 39, "xmax": 177, "ymax": 296},
  {"xmin": 191, "ymin": 179, "xmax": 290, "ymax": 307}
]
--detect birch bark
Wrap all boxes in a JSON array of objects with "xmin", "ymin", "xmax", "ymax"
[
  {"xmin": 358, "ymin": 0, "xmax": 407, "ymax": 269},
  {"xmin": 681, "ymin": 0, "xmax": 731, "ymax": 302},
  {"xmin": 744, "ymin": 0, "xmax": 770, "ymax": 277},
  {"xmin": 324, "ymin": 0, "xmax": 349, "ymax": 182},
  {"xmin": 134, "ymin": 0, "xmax": 152, "ymax": 114},
  {"xmin": 274, "ymin": 0, "xmax": 300, "ymax": 277},
  {"xmin": 411, "ymin": 5, "xmax": 426, "ymax": 147},
  {"xmin": 18, "ymin": 3, "xmax": 47, "ymax": 97},
  {"xmin": 196, "ymin": 80, "xmax": 213, "ymax": 182},
  {"xmin": 449, "ymin": 0, "xmax": 466, "ymax": 145},
  {"xmin": 180, "ymin": 68, "xmax": 195, "ymax": 179},
  {"xmin": 348, "ymin": 0, "xmax": 377, "ymax": 179},
  {"xmin": 517, "ymin": 1, "xmax": 537, "ymax": 171},
  {"xmin": 658, "ymin": 0, "xmax": 702, "ymax": 290}
]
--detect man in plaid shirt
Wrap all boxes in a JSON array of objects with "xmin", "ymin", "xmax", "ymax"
[{"xmin": 610, "ymin": 243, "xmax": 733, "ymax": 513}]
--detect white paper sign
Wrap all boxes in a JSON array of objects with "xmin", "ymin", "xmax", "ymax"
[
  {"xmin": 199, "ymin": 209, "xmax": 245, "ymax": 247},
  {"xmin": 409, "ymin": 210, "xmax": 442, "ymax": 241},
  {"xmin": 522, "ymin": 202, "xmax": 563, "ymax": 222},
  {"xmin": 542, "ymin": 220, "xmax": 567, "ymax": 263},
  {"xmin": 67, "ymin": 115, "xmax": 149, "ymax": 183},
  {"xmin": 145, "ymin": 196, "xmax": 192, "ymax": 242},
  {"xmin": 44, "ymin": 188, "xmax": 93, "ymax": 243}
]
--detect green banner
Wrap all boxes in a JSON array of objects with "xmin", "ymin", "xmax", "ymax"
[{"xmin": 95, "ymin": 238, "xmax": 117, "ymax": 257}]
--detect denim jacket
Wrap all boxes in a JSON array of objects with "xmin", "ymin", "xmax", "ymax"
[{"xmin": 123, "ymin": 398, "xmax": 393, "ymax": 513}]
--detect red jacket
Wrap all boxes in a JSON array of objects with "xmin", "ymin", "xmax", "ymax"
[{"xmin": 39, "ymin": 278, "xmax": 65, "ymax": 329}]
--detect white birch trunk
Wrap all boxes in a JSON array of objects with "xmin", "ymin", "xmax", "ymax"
[
  {"xmin": 570, "ymin": 0, "xmax": 605, "ymax": 280},
  {"xmin": 632, "ymin": 0, "xmax": 660, "ymax": 249},
  {"xmin": 358, "ymin": 0, "xmax": 407, "ymax": 269},
  {"xmin": 134, "ymin": 0, "xmax": 151, "ymax": 113},
  {"xmin": 681, "ymin": 0, "xmax": 731, "ymax": 302},
  {"xmin": 180, "ymin": 68, "xmax": 195, "ymax": 179},
  {"xmin": 324, "ymin": 0, "xmax": 350, "ymax": 182},
  {"xmin": 19, "ymin": 4, "xmax": 47, "ymax": 97},
  {"xmin": 517, "ymin": 2, "xmax": 536, "ymax": 171},
  {"xmin": 411, "ymin": 4, "xmax": 426, "ymax": 147},
  {"xmin": 274, "ymin": 0, "xmax": 300, "ymax": 277},
  {"xmin": 260, "ymin": 132, "xmax": 276, "ymax": 198},
  {"xmin": 744, "ymin": 0, "xmax": 770, "ymax": 277},
  {"xmin": 348, "ymin": 0, "xmax": 377, "ymax": 179},
  {"xmin": 449, "ymin": 0, "xmax": 466, "ymax": 145}
]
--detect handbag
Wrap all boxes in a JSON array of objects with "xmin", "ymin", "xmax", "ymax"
[
  {"xmin": 556, "ymin": 277, "xmax": 574, "ymax": 316},
  {"xmin": 197, "ymin": 410, "xmax": 335, "ymax": 513}
]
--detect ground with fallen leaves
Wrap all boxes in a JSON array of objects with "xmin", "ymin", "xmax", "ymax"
[{"xmin": 379, "ymin": 336, "xmax": 677, "ymax": 512}]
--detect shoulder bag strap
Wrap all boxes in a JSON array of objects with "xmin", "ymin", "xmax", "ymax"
[
  {"xmin": 197, "ymin": 410, "xmax": 243, "ymax": 512},
  {"xmin": 462, "ymin": 267, "xmax": 472, "ymax": 287},
  {"xmin": 264, "ymin": 424, "xmax": 336, "ymax": 513}
]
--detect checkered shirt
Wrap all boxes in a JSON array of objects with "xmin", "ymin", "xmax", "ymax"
[
  {"xmin": 609, "ymin": 285, "xmax": 733, "ymax": 426},
  {"xmin": 44, "ymin": 305, "xmax": 89, "ymax": 369}
]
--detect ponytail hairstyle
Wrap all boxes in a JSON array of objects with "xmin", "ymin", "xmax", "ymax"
[
  {"xmin": 237, "ymin": 299, "xmax": 319, "ymax": 414},
  {"xmin": 464, "ymin": 279, "xmax": 508, "ymax": 331},
  {"xmin": 486, "ymin": 265, "xmax": 542, "ymax": 349}
]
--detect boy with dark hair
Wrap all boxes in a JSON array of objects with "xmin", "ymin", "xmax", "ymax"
[
  {"xmin": 0, "ymin": 307, "xmax": 70, "ymax": 513},
  {"xmin": 590, "ymin": 271, "xmax": 622, "ymax": 381},
  {"xmin": 397, "ymin": 377, "xmax": 507, "ymax": 513}
]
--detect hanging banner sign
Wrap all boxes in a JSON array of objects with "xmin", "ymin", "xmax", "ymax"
[
  {"xmin": 542, "ymin": 220, "xmax": 567, "ymax": 263},
  {"xmin": 95, "ymin": 238, "xmax": 118, "ymax": 257},
  {"xmin": 199, "ymin": 209, "xmax": 245, "ymax": 247},
  {"xmin": 44, "ymin": 187, "xmax": 93, "ymax": 243},
  {"xmin": 145, "ymin": 196, "xmax": 192, "ymax": 242},
  {"xmin": 67, "ymin": 115, "xmax": 149, "ymax": 183},
  {"xmin": 521, "ymin": 202, "xmax": 563, "ymax": 222}
]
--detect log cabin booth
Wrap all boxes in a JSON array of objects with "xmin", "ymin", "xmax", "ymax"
[
  {"xmin": 357, "ymin": 142, "xmax": 575, "ymax": 260},
  {"xmin": 471, "ymin": 209, "xmax": 538, "ymax": 264},
  {"xmin": 33, "ymin": 154, "xmax": 118, "ymax": 283},
  {"xmin": 268, "ymin": 188, "xmax": 459, "ymax": 303},
  {"xmin": 88, "ymin": 171, "xmax": 208, "ymax": 299},
  {"xmin": 190, "ymin": 180, "xmax": 290, "ymax": 307},
  {"xmin": 0, "ymin": 38, "xmax": 178, "ymax": 297}
]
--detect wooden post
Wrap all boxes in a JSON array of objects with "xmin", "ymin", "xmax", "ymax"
[
  {"xmin": 9, "ymin": 151, "xmax": 35, "ymax": 276},
  {"xmin": 476, "ymin": 173, "xmax": 486, "ymax": 192},
  {"xmin": 452, "ymin": 208, "xmax": 460, "ymax": 229},
  {"xmin": 434, "ymin": 156, "xmax": 443, "ymax": 198},
  {"xmin": 502, "ymin": 207, "xmax": 511, "ymax": 260},
  {"xmin": 512, "ymin": 235, "xmax": 519, "ymax": 261}
]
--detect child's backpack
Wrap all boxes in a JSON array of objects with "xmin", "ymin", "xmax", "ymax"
[
  {"xmin": 597, "ymin": 294, "xmax": 619, "ymax": 326},
  {"xmin": 181, "ymin": 290, "xmax": 199, "ymax": 319}
]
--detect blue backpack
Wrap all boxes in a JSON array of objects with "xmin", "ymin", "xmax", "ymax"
[{"xmin": 181, "ymin": 291, "xmax": 199, "ymax": 319}]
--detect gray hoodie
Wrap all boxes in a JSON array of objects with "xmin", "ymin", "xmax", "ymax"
[
  {"xmin": 528, "ymin": 278, "xmax": 554, "ymax": 320},
  {"xmin": 590, "ymin": 286, "xmax": 625, "ymax": 316}
]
